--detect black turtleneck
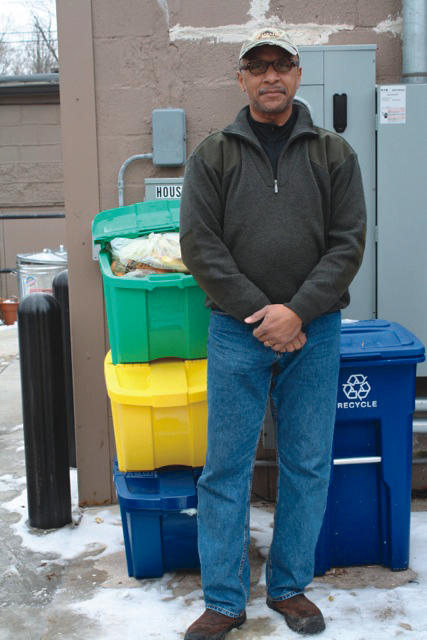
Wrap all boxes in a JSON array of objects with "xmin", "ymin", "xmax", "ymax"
[{"xmin": 247, "ymin": 108, "xmax": 297, "ymax": 178}]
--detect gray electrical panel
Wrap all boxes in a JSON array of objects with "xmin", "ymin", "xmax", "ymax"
[
  {"xmin": 297, "ymin": 45, "xmax": 377, "ymax": 322},
  {"xmin": 377, "ymin": 83, "xmax": 427, "ymax": 376},
  {"xmin": 152, "ymin": 108, "xmax": 186, "ymax": 166}
]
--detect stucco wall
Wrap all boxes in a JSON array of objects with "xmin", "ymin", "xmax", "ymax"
[{"xmin": 56, "ymin": 0, "xmax": 405, "ymax": 504}]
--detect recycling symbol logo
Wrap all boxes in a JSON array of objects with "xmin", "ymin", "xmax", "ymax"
[{"xmin": 342, "ymin": 374, "xmax": 371, "ymax": 400}]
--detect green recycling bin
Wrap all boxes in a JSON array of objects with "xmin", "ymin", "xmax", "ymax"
[{"xmin": 92, "ymin": 200, "xmax": 210, "ymax": 364}]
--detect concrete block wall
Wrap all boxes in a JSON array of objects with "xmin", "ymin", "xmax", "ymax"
[
  {"xmin": 0, "ymin": 95, "xmax": 66, "ymax": 299},
  {"xmin": 0, "ymin": 101, "xmax": 63, "ymax": 209}
]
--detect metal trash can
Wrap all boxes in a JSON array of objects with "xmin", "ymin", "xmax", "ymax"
[
  {"xmin": 16, "ymin": 246, "xmax": 67, "ymax": 299},
  {"xmin": 315, "ymin": 319, "xmax": 425, "ymax": 574}
]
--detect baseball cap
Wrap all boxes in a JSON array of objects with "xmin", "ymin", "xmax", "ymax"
[{"xmin": 239, "ymin": 27, "xmax": 299, "ymax": 61}]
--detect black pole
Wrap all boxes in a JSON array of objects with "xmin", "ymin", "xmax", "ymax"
[
  {"xmin": 18, "ymin": 293, "xmax": 72, "ymax": 529},
  {"xmin": 53, "ymin": 270, "xmax": 76, "ymax": 468}
]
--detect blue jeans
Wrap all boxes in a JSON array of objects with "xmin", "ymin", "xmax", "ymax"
[{"xmin": 197, "ymin": 310, "xmax": 341, "ymax": 617}]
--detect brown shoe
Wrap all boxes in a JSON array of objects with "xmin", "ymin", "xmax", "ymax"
[
  {"xmin": 267, "ymin": 594, "xmax": 325, "ymax": 635},
  {"xmin": 184, "ymin": 608, "xmax": 247, "ymax": 640}
]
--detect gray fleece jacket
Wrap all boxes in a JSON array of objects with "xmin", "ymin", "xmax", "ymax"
[{"xmin": 179, "ymin": 102, "xmax": 367, "ymax": 326}]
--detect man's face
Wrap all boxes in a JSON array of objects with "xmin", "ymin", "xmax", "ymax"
[{"xmin": 237, "ymin": 45, "xmax": 302, "ymax": 125}]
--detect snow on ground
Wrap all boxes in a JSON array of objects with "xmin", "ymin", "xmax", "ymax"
[
  {"xmin": 0, "ymin": 322, "xmax": 18, "ymax": 330},
  {"xmin": 2, "ymin": 456, "xmax": 427, "ymax": 638},
  {"xmin": 3, "ymin": 470, "xmax": 124, "ymax": 561},
  {"xmin": 55, "ymin": 511, "xmax": 427, "ymax": 639}
]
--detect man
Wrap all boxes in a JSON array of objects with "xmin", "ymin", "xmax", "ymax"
[{"xmin": 180, "ymin": 27, "xmax": 366, "ymax": 639}]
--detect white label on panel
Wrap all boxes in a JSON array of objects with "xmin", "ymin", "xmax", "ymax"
[
  {"xmin": 155, "ymin": 185, "xmax": 182, "ymax": 198},
  {"xmin": 379, "ymin": 86, "xmax": 406, "ymax": 124}
]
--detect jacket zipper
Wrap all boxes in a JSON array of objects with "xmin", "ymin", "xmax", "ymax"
[
  {"xmin": 231, "ymin": 130, "xmax": 312, "ymax": 195},
  {"xmin": 229, "ymin": 132, "xmax": 278, "ymax": 193}
]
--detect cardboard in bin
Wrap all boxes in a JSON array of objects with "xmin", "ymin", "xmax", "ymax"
[
  {"xmin": 92, "ymin": 200, "xmax": 210, "ymax": 364},
  {"xmin": 315, "ymin": 319, "xmax": 425, "ymax": 575},
  {"xmin": 105, "ymin": 352, "xmax": 208, "ymax": 471},
  {"xmin": 113, "ymin": 460, "xmax": 202, "ymax": 578}
]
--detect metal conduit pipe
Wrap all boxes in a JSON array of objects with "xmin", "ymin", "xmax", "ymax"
[
  {"xmin": 402, "ymin": 0, "xmax": 427, "ymax": 83},
  {"xmin": 414, "ymin": 420, "xmax": 427, "ymax": 434},
  {"xmin": 414, "ymin": 398, "xmax": 427, "ymax": 433},
  {"xmin": 415, "ymin": 398, "xmax": 427, "ymax": 412},
  {"xmin": 117, "ymin": 154, "xmax": 153, "ymax": 207}
]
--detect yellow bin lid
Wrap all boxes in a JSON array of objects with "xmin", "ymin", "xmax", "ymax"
[{"xmin": 104, "ymin": 352, "xmax": 207, "ymax": 407}]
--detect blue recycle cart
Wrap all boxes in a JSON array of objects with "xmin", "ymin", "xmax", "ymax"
[{"xmin": 315, "ymin": 319, "xmax": 425, "ymax": 575}]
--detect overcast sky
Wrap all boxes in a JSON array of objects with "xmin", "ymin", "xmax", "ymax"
[
  {"xmin": 0, "ymin": 0, "xmax": 32, "ymax": 27},
  {"xmin": 0, "ymin": 0, "xmax": 56, "ymax": 46}
]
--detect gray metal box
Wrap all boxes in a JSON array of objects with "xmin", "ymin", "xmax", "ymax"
[
  {"xmin": 152, "ymin": 108, "xmax": 186, "ymax": 166},
  {"xmin": 377, "ymin": 83, "xmax": 427, "ymax": 376},
  {"xmin": 145, "ymin": 178, "xmax": 183, "ymax": 200},
  {"xmin": 297, "ymin": 45, "xmax": 376, "ymax": 322}
]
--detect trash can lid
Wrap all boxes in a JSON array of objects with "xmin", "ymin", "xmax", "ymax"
[
  {"xmin": 16, "ymin": 246, "xmax": 67, "ymax": 265},
  {"xmin": 92, "ymin": 199, "xmax": 180, "ymax": 245},
  {"xmin": 340, "ymin": 319, "xmax": 425, "ymax": 362},
  {"xmin": 113, "ymin": 459, "xmax": 201, "ymax": 511}
]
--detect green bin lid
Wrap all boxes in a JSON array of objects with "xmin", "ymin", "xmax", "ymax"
[{"xmin": 92, "ymin": 199, "xmax": 180, "ymax": 245}]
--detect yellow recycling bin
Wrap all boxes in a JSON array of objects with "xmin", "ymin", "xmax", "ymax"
[{"xmin": 104, "ymin": 352, "xmax": 208, "ymax": 471}]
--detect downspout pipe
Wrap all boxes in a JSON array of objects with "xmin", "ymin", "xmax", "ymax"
[{"xmin": 401, "ymin": 0, "xmax": 427, "ymax": 83}]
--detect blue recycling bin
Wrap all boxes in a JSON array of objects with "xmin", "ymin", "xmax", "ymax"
[
  {"xmin": 113, "ymin": 460, "xmax": 202, "ymax": 578},
  {"xmin": 315, "ymin": 319, "xmax": 425, "ymax": 575}
]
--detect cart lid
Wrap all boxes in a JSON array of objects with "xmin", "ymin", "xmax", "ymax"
[
  {"xmin": 92, "ymin": 200, "xmax": 180, "ymax": 245},
  {"xmin": 113, "ymin": 459, "xmax": 202, "ymax": 510},
  {"xmin": 340, "ymin": 319, "xmax": 425, "ymax": 362}
]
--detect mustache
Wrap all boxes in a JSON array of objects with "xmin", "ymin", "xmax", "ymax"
[{"xmin": 258, "ymin": 86, "xmax": 287, "ymax": 95}]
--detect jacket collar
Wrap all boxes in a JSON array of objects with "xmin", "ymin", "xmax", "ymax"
[{"xmin": 223, "ymin": 101, "xmax": 319, "ymax": 146}]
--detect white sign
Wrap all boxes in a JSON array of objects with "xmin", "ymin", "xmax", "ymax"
[
  {"xmin": 155, "ymin": 185, "xmax": 182, "ymax": 199},
  {"xmin": 380, "ymin": 86, "xmax": 406, "ymax": 124}
]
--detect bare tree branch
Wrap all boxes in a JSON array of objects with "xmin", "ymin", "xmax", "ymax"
[
  {"xmin": 33, "ymin": 15, "xmax": 58, "ymax": 63},
  {"xmin": 0, "ymin": 0, "xmax": 58, "ymax": 75}
]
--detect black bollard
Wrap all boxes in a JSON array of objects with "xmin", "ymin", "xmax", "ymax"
[
  {"xmin": 18, "ymin": 293, "xmax": 72, "ymax": 529},
  {"xmin": 53, "ymin": 270, "xmax": 76, "ymax": 468}
]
